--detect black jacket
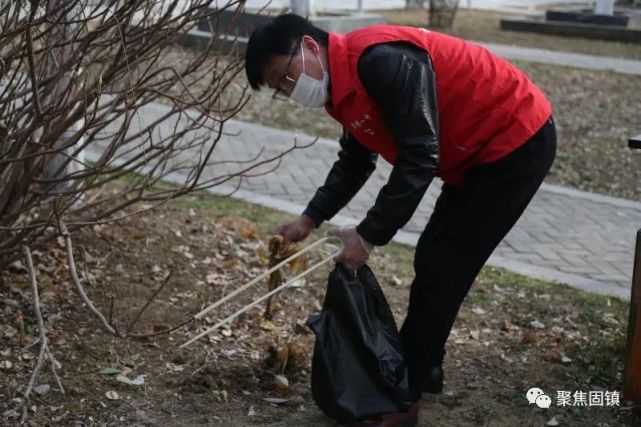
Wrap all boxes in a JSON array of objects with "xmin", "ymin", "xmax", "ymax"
[{"xmin": 303, "ymin": 42, "xmax": 440, "ymax": 246}]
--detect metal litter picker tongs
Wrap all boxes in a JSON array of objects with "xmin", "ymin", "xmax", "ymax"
[{"xmin": 179, "ymin": 236, "xmax": 341, "ymax": 348}]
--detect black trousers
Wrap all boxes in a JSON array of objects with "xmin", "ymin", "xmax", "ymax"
[{"xmin": 400, "ymin": 116, "xmax": 557, "ymax": 400}]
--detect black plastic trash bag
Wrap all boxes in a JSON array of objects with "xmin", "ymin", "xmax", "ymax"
[{"xmin": 306, "ymin": 263, "xmax": 410, "ymax": 424}]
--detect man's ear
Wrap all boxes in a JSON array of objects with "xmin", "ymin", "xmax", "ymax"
[{"xmin": 302, "ymin": 35, "xmax": 319, "ymax": 55}]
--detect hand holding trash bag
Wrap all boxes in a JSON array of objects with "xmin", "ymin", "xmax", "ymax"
[{"xmin": 326, "ymin": 227, "xmax": 374, "ymax": 271}]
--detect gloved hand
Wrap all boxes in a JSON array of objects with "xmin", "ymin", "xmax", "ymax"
[
  {"xmin": 273, "ymin": 214, "xmax": 316, "ymax": 246},
  {"xmin": 326, "ymin": 227, "xmax": 374, "ymax": 271}
]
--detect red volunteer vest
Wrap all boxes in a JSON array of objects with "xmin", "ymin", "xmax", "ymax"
[{"xmin": 324, "ymin": 25, "xmax": 552, "ymax": 186}]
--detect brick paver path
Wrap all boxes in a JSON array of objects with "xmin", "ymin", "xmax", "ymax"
[{"xmin": 87, "ymin": 103, "xmax": 641, "ymax": 300}]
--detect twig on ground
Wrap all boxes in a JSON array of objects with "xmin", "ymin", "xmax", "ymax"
[
  {"xmin": 22, "ymin": 246, "xmax": 48, "ymax": 402},
  {"xmin": 127, "ymin": 317, "xmax": 195, "ymax": 340},
  {"xmin": 108, "ymin": 292, "xmax": 115, "ymax": 326},
  {"xmin": 125, "ymin": 270, "xmax": 174, "ymax": 335},
  {"xmin": 13, "ymin": 246, "xmax": 65, "ymax": 424},
  {"xmin": 190, "ymin": 348, "xmax": 212, "ymax": 377},
  {"xmin": 45, "ymin": 347, "xmax": 64, "ymax": 395},
  {"xmin": 56, "ymin": 222, "xmax": 191, "ymax": 340},
  {"xmin": 59, "ymin": 222, "xmax": 119, "ymax": 336}
]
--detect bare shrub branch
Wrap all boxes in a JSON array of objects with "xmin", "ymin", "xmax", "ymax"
[{"xmin": 0, "ymin": 0, "xmax": 303, "ymax": 268}]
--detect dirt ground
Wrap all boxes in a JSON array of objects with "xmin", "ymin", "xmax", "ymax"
[{"xmin": 1, "ymin": 192, "xmax": 639, "ymax": 426}]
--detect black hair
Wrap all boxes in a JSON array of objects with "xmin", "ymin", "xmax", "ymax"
[{"xmin": 245, "ymin": 14, "xmax": 329, "ymax": 90}]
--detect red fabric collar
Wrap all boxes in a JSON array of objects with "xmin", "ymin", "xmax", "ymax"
[{"xmin": 325, "ymin": 32, "xmax": 354, "ymax": 114}]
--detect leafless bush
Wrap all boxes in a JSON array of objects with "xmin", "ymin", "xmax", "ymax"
[
  {"xmin": 0, "ymin": 2, "xmax": 317, "ymax": 417},
  {"xmin": 0, "ymin": 0, "xmax": 297, "ymax": 269}
]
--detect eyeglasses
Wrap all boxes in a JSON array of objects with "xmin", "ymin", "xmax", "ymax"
[{"xmin": 272, "ymin": 38, "xmax": 301, "ymax": 101}]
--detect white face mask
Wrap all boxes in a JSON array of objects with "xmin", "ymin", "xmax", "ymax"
[{"xmin": 289, "ymin": 43, "xmax": 329, "ymax": 108}]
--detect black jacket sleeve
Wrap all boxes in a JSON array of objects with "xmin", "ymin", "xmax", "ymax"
[
  {"xmin": 354, "ymin": 42, "xmax": 440, "ymax": 246},
  {"xmin": 302, "ymin": 127, "xmax": 378, "ymax": 227}
]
